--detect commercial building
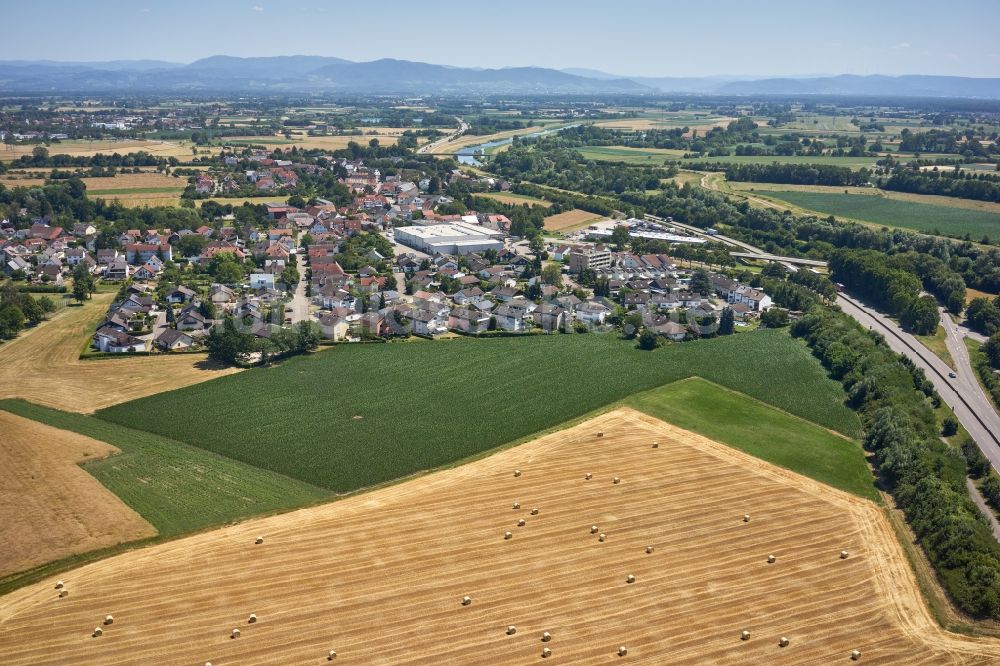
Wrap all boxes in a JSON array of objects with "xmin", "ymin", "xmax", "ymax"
[{"xmin": 394, "ymin": 222, "xmax": 504, "ymax": 256}]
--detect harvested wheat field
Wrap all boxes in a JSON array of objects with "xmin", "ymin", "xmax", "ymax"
[
  {"xmin": 0, "ymin": 139, "xmax": 195, "ymax": 162},
  {"xmin": 0, "ymin": 412, "xmax": 155, "ymax": 577},
  {"xmin": 1, "ymin": 408, "xmax": 996, "ymax": 664},
  {"xmin": 0, "ymin": 293, "xmax": 238, "ymax": 413},
  {"xmin": 544, "ymin": 208, "xmax": 607, "ymax": 231}
]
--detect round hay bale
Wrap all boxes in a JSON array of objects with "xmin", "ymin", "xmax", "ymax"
[
  {"xmin": 645, "ymin": 545, "xmax": 654, "ymax": 554},
  {"xmin": 248, "ymin": 613, "xmax": 257, "ymax": 624},
  {"xmin": 92, "ymin": 627, "xmax": 103, "ymax": 638},
  {"xmin": 206, "ymin": 662, "xmax": 212, "ymax": 666},
  {"xmin": 652, "ymin": 441, "xmax": 659, "ymax": 449},
  {"xmin": 598, "ymin": 533, "xmax": 607, "ymax": 542},
  {"xmin": 512, "ymin": 502, "xmax": 521, "ymax": 510},
  {"xmin": 104, "ymin": 615, "xmax": 114, "ymax": 625},
  {"xmin": 767, "ymin": 554, "xmax": 776, "ymax": 564},
  {"xmin": 504, "ymin": 531, "xmax": 513, "ymax": 540},
  {"xmin": 626, "ymin": 574, "xmax": 635, "ymax": 584},
  {"xmin": 530, "ymin": 508, "xmax": 539, "ymax": 516},
  {"xmin": 778, "ymin": 637, "xmax": 789, "ymax": 647},
  {"xmin": 54, "ymin": 580, "xmax": 64, "ymax": 590},
  {"xmin": 231, "ymin": 628, "xmax": 241, "ymax": 639},
  {"xmin": 741, "ymin": 630, "xmax": 750, "ymax": 641},
  {"xmin": 59, "ymin": 589, "xmax": 69, "ymax": 598},
  {"xmin": 851, "ymin": 649, "xmax": 861, "ymax": 660},
  {"xmin": 328, "ymin": 650, "xmax": 338, "ymax": 660},
  {"xmin": 597, "ymin": 431, "xmax": 604, "ymax": 438},
  {"xmin": 542, "ymin": 647, "xmax": 552, "ymax": 658},
  {"xmin": 462, "ymin": 595, "xmax": 472, "ymax": 606},
  {"xmin": 743, "ymin": 514, "xmax": 750, "ymax": 523},
  {"xmin": 585, "ymin": 473, "xmax": 593, "ymax": 480},
  {"xmin": 255, "ymin": 536, "xmax": 264, "ymax": 545},
  {"xmin": 612, "ymin": 476, "xmax": 621, "ymax": 484},
  {"xmin": 618, "ymin": 645, "xmax": 628, "ymax": 657},
  {"xmin": 591, "ymin": 525, "xmax": 599, "ymax": 534},
  {"xmin": 541, "ymin": 631, "xmax": 552, "ymax": 642},
  {"xmin": 840, "ymin": 550, "xmax": 849, "ymax": 559},
  {"xmin": 507, "ymin": 625, "xmax": 517, "ymax": 635},
  {"xmin": 514, "ymin": 469, "xmax": 522, "ymax": 478},
  {"xmin": 517, "ymin": 518, "xmax": 526, "ymax": 527}
]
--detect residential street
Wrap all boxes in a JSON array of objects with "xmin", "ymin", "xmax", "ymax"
[{"xmin": 289, "ymin": 257, "xmax": 311, "ymax": 324}]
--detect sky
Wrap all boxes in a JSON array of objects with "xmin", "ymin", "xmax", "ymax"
[{"xmin": 3, "ymin": 0, "xmax": 999, "ymax": 78}]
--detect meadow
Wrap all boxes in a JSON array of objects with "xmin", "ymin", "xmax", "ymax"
[
  {"xmin": 96, "ymin": 331, "xmax": 861, "ymax": 493},
  {"xmin": 626, "ymin": 378, "xmax": 876, "ymax": 499},
  {"xmin": 757, "ymin": 190, "xmax": 1000, "ymax": 239}
]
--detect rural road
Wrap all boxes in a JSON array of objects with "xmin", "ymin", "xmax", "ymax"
[{"xmin": 648, "ymin": 214, "xmax": 1000, "ymax": 472}]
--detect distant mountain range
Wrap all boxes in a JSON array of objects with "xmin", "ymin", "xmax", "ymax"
[{"xmin": 0, "ymin": 56, "xmax": 997, "ymax": 98}]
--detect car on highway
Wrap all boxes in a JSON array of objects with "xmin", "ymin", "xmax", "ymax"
[{"xmin": 948, "ymin": 372, "xmax": 957, "ymax": 378}]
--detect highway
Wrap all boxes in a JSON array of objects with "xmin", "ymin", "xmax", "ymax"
[
  {"xmin": 646, "ymin": 214, "xmax": 1000, "ymax": 471},
  {"xmin": 416, "ymin": 117, "xmax": 469, "ymax": 155}
]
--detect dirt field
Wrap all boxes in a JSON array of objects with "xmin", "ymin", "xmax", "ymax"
[
  {"xmin": 0, "ymin": 292, "xmax": 239, "ymax": 413},
  {"xmin": 0, "ymin": 412, "xmax": 155, "ymax": 577},
  {"xmin": 544, "ymin": 209, "xmax": 607, "ymax": 232},
  {"xmin": 1, "ymin": 408, "xmax": 995, "ymax": 664}
]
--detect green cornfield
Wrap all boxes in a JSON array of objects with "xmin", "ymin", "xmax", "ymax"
[{"xmin": 96, "ymin": 331, "xmax": 860, "ymax": 493}]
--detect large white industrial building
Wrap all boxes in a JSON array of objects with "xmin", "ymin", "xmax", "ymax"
[{"xmin": 395, "ymin": 222, "xmax": 504, "ymax": 255}]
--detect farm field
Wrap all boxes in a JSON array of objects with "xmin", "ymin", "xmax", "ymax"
[
  {"xmin": 0, "ymin": 139, "xmax": 197, "ymax": 162},
  {"xmin": 678, "ymin": 154, "xmax": 880, "ymax": 169},
  {"xmin": 96, "ymin": 331, "xmax": 861, "ymax": 493},
  {"xmin": 1, "ymin": 408, "xmax": 995, "ymax": 665},
  {"xmin": 727, "ymin": 181, "xmax": 1000, "ymax": 216},
  {"xmin": 576, "ymin": 145, "xmax": 687, "ymax": 164},
  {"xmin": 626, "ymin": 378, "xmax": 876, "ymax": 499},
  {"xmin": 476, "ymin": 192, "xmax": 552, "ymax": 207},
  {"xmin": 197, "ymin": 195, "xmax": 289, "ymax": 208},
  {"xmin": 754, "ymin": 190, "xmax": 1000, "ymax": 239},
  {"xmin": 0, "ymin": 412, "xmax": 155, "ymax": 577},
  {"xmin": 0, "ymin": 400, "xmax": 330, "ymax": 543},
  {"xmin": 543, "ymin": 208, "xmax": 606, "ymax": 231},
  {"xmin": 223, "ymin": 133, "xmax": 401, "ymax": 150},
  {"xmin": 0, "ymin": 292, "xmax": 239, "ymax": 413}
]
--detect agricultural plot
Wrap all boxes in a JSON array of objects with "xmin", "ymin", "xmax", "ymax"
[
  {"xmin": 0, "ymin": 411, "xmax": 155, "ymax": 577},
  {"xmin": 0, "ymin": 400, "xmax": 330, "ymax": 543},
  {"xmin": 626, "ymin": 378, "xmax": 876, "ymax": 499},
  {"xmin": 543, "ymin": 208, "xmax": 607, "ymax": 231},
  {"xmin": 576, "ymin": 145, "xmax": 687, "ymax": 164},
  {"xmin": 728, "ymin": 182, "xmax": 1000, "ymax": 216},
  {"xmin": 476, "ymin": 192, "xmax": 552, "ymax": 208},
  {"xmin": 0, "ymin": 139, "xmax": 196, "ymax": 162},
  {"xmin": 222, "ymin": 133, "xmax": 402, "ymax": 151},
  {"xmin": 678, "ymin": 154, "xmax": 880, "ymax": 169},
  {"xmin": 757, "ymin": 190, "xmax": 1000, "ymax": 239},
  {"xmin": 96, "ymin": 331, "xmax": 861, "ymax": 493},
  {"xmin": 0, "ymin": 292, "xmax": 239, "ymax": 413},
  {"xmin": 1, "ymin": 408, "xmax": 995, "ymax": 665}
]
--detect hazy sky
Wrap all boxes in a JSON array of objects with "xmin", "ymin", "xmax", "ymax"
[{"xmin": 4, "ymin": 0, "xmax": 999, "ymax": 77}]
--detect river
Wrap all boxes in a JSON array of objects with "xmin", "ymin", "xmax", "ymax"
[{"xmin": 456, "ymin": 125, "xmax": 578, "ymax": 166}]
